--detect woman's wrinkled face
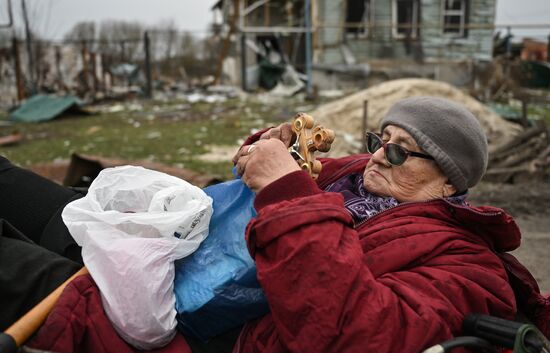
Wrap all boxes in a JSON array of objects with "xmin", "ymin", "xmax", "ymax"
[{"xmin": 363, "ymin": 125, "xmax": 456, "ymax": 202}]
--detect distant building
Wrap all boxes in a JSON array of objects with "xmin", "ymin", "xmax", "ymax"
[
  {"xmin": 212, "ymin": 0, "xmax": 497, "ymax": 89},
  {"xmin": 521, "ymin": 38, "xmax": 548, "ymax": 62}
]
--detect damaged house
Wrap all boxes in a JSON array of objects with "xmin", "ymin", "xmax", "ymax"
[{"xmin": 212, "ymin": 0, "xmax": 496, "ymax": 90}]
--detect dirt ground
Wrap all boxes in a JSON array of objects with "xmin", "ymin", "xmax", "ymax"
[{"xmin": 469, "ymin": 180, "xmax": 550, "ymax": 293}]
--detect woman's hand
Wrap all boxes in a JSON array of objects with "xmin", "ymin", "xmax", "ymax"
[
  {"xmin": 235, "ymin": 139, "xmax": 300, "ymax": 193},
  {"xmin": 259, "ymin": 123, "xmax": 295, "ymax": 147},
  {"xmin": 232, "ymin": 123, "xmax": 295, "ymax": 165}
]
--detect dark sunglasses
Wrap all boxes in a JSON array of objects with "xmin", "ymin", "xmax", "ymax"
[{"xmin": 365, "ymin": 132, "xmax": 434, "ymax": 166}]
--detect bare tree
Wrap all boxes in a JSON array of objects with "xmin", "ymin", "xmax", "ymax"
[
  {"xmin": 160, "ymin": 19, "xmax": 178, "ymax": 62},
  {"xmin": 58, "ymin": 19, "xmax": 219, "ymax": 82},
  {"xmin": 64, "ymin": 21, "xmax": 96, "ymax": 49},
  {"xmin": 151, "ymin": 19, "xmax": 178, "ymax": 76},
  {"xmin": 176, "ymin": 33, "xmax": 218, "ymax": 79},
  {"xmin": 178, "ymin": 31, "xmax": 197, "ymax": 58},
  {"xmin": 199, "ymin": 33, "xmax": 221, "ymax": 76},
  {"xmin": 98, "ymin": 20, "xmax": 144, "ymax": 64}
]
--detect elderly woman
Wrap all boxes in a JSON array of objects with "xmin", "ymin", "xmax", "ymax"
[
  {"xmin": 231, "ymin": 96, "xmax": 548, "ymax": 353},
  {"xmin": 1, "ymin": 97, "xmax": 547, "ymax": 353}
]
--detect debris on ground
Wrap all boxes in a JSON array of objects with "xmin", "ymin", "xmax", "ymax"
[
  {"xmin": 485, "ymin": 120, "xmax": 550, "ymax": 183},
  {"xmin": 185, "ymin": 92, "xmax": 227, "ymax": 104},
  {"xmin": 269, "ymin": 65, "xmax": 306, "ymax": 97},
  {"xmin": 0, "ymin": 132, "xmax": 23, "ymax": 147},
  {"xmin": 28, "ymin": 159, "xmax": 70, "ymax": 185},
  {"xmin": 110, "ymin": 63, "xmax": 141, "ymax": 85},
  {"xmin": 196, "ymin": 145, "xmax": 239, "ymax": 163},
  {"xmin": 10, "ymin": 95, "xmax": 87, "ymax": 123},
  {"xmin": 206, "ymin": 85, "xmax": 245, "ymax": 98},
  {"xmin": 318, "ymin": 90, "xmax": 345, "ymax": 99},
  {"xmin": 29, "ymin": 153, "xmax": 222, "ymax": 188},
  {"xmin": 310, "ymin": 78, "xmax": 522, "ymax": 157},
  {"xmin": 155, "ymin": 86, "xmax": 246, "ymax": 104}
]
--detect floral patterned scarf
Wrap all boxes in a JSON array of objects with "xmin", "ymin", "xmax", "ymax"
[{"xmin": 325, "ymin": 173, "xmax": 467, "ymax": 224}]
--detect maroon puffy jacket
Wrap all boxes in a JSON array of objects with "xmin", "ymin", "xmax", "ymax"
[
  {"xmin": 29, "ymin": 152, "xmax": 548, "ymax": 353},
  {"xmin": 233, "ymin": 150, "xmax": 548, "ymax": 353}
]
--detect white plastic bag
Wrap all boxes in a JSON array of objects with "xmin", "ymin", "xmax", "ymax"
[{"xmin": 62, "ymin": 166, "xmax": 213, "ymax": 350}]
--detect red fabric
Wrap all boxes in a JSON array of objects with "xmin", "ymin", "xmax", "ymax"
[
  {"xmin": 29, "ymin": 132, "xmax": 549, "ymax": 353},
  {"xmin": 28, "ymin": 274, "xmax": 191, "ymax": 353},
  {"xmin": 498, "ymin": 253, "xmax": 550, "ymax": 336},
  {"xmin": 237, "ymin": 152, "xmax": 548, "ymax": 353}
]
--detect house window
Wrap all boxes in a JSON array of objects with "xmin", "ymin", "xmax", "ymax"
[
  {"xmin": 392, "ymin": 0, "xmax": 419, "ymax": 39},
  {"xmin": 346, "ymin": 0, "xmax": 372, "ymax": 38},
  {"xmin": 442, "ymin": 0, "xmax": 468, "ymax": 37}
]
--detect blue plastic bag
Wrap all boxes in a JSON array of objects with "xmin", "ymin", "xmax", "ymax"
[{"xmin": 174, "ymin": 176, "xmax": 269, "ymax": 341}]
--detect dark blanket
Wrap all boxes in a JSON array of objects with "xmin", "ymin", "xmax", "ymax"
[{"xmin": 0, "ymin": 219, "xmax": 81, "ymax": 331}]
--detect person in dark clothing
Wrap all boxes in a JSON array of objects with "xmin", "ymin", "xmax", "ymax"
[
  {"xmin": 0, "ymin": 155, "xmax": 82, "ymax": 331},
  {"xmin": 0, "ymin": 155, "xmax": 83, "ymax": 261}
]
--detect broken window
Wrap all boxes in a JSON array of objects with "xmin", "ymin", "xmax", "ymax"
[
  {"xmin": 442, "ymin": 0, "xmax": 468, "ymax": 37},
  {"xmin": 345, "ymin": 0, "xmax": 372, "ymax": 38},
  {"xmin": 393, "ymin": 0, "xmax": 419, "ymax": 39}
]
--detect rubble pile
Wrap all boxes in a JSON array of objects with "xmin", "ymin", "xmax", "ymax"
[
  {"xmin": 485, "ymin": 121, "xmax": 550, "ymax": 182},
  {"xmin": 311, "ymin": 78, "xmax": 522, "ymax": 157}
]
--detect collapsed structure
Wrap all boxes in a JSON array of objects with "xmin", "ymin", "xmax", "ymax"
[
  {"xmin": 212, "ymin": 0, "xmax": 498, "ymax": 90},
  {"xmin": 311, "ymin": 78, "xmax": 522, "ymax": 157}
]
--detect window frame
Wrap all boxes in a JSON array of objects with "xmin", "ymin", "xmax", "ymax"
[
  {"xmin": 441, "ymin": 0, "xmax": 468, "ymax": 38},
  {"xmin": 392, "ymin": 0, "xmax": 420, "ymax": 39},
  {"xmin": 345, "ymin": 0, "xmax": 374, "ymax": 39}
]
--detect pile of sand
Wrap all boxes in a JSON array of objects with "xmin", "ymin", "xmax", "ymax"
[{"xmin": 311, "ymin": 78, "xmax": 521, "ymax": 157}]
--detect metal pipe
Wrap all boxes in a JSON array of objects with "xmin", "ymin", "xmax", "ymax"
[
  {"xmin": 304, "ymin": 0, "xmax": 313, "ymax": 97},
  {"xmin": 0, "ymin": 0, "xmax": 13, "ymax": 28},
  {"xmin": 144, "ymin": 31, "xmax": 153, "ymax": 99},
  {"xmin": 240, "ymin": 26, "xmax": 310, "ymax": 33},
  {"xmin": 313, "ymin": 21, "xmax": 550, "ymax": 30},
  {"xmin": 90, "ymin": 52, "xmax": 98, "ymax": 93},
  {"xmin": 238, "ymin": 22, "xmax": 550, "ymax": 36},
  {"xmin": 11, "ymin": 37, "xmax": 25, "ymax": 102},
  {"xmin": 81, "ymin": 40, "xmax": 89, "ymax": 90},
  {"xmin": 505, "ymin": 26, "xmax": 512, "ymax": 57},
  {"xmin": 21, "ymin": 0, "xmax": 37, "ymax": 95}
]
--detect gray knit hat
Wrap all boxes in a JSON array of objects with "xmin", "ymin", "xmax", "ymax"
[{"xmin": 380, "ymin": 96, "xmax": 488, "ymax": 192}]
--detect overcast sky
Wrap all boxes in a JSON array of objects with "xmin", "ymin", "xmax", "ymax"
[
  {"xmin": 1, "ymin": 0, "xmax": 217, "ymax": 40},
  {"xmin": 1, "ymin": 0, "xmax": 549, "ymax": 41}
]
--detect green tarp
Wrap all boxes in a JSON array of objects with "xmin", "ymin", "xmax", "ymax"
[
  {"xmin": 259, "ymin": 59, "xmax": 286, "ymax": 90},
  {"xmin": 520, "ymin": 61, "xmax": 550, "ymax": 89},
  {"xmin": 10, "ymin": 95, "xmax": 84, "ymax": 123}
]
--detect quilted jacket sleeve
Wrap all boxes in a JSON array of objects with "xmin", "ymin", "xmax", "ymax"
[{"xmin": 245, "ymin": 171, "xmax": 516, "ymax": 353}]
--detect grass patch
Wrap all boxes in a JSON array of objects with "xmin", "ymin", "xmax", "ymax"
[
  {"xmin": 528, "ymin": 104, "xmax": 550, "ymax": 125},
  {"xmin": 0, "ymin": 97, "xmax": 306, "ymax": 180},
  {"xmin": 488, "ymin": 101, "xmax": 550, "ymax": 126}
]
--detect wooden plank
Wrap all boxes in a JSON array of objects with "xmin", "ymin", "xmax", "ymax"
[{"xmin": 5, "ymin": 267, "xmax": 89, "ymax": 347}]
